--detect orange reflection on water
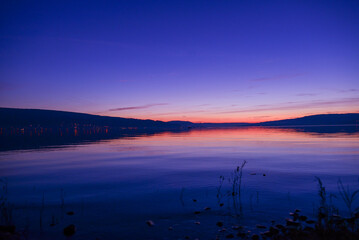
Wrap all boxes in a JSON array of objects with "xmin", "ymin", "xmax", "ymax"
[{"xmin": 105, "ymin": 127, "xmax": 359, "ymax": 155}]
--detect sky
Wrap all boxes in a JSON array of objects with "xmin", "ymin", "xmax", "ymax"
[{"xmin": 1, "ymin": 0, "xmax": 358, "ymax": 123}]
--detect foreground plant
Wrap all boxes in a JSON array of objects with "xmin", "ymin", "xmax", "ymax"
[
  {"xmin": 250, "ymin": 178, "xmax": 359, "ymax": 239},
  {"xmin": 0, "ymin": 179, "xmax": 12, "ymax": 227},
  {"xmin": 202, "ymin": 173, "xmax": 359, "ymax": 239}
]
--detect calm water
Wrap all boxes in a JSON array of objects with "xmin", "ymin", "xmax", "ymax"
[{"xmin": 1, "ymin": 127, "xmax": 359, "ymax": 239}]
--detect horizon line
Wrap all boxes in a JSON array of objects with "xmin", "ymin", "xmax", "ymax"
[{"xmin": 1, "ymin": 106, "xmax": 358, "ymax": 125}]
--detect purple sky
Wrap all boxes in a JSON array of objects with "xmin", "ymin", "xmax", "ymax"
[{"xmin": 1, "ymin": 0, "xmax": 358, "ymax": 122}]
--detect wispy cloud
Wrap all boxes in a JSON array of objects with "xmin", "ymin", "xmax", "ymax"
[
  {"xmin": 220, "ymin": 97, "xmax": 359, "ymax": 114},
  {"xmin": 109, "ymin": 103, "xmax": 168, "ymax": 111},
  {"xmin": 338, "ymin": 89, "xmax": 359, "ymax": 93},
  {"xmin": 296, "ymin": 93, "xmax": 317, "ymax": 97},
  {"xmin": 251, "ymin": 73, "xmax": 304, "ymax": 82},
  {"xmin": 153, "ymin": 110, "xmax": 209, "ymax": 116}
]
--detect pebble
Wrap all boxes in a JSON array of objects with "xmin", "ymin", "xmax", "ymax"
[
  {"xmin": 63, "ymin": 224, "xmax": 76, "ymax": 237},
  {"xmin": 225, "ymin": 233, "xmax": 234, "ymax": 238},
  {"xmin": 146, "ymin": 220, "xmax": 155, "ymax": 227}
]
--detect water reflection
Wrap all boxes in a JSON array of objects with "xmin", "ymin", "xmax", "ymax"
[
  {"xmin": 0, "ymin": 126, "xmax": 358, "ymax": 239},
  {"xmin": 0, "ymin": 125, "xmax": 358, "ymax": 152},
  {"xmin": 0, "ymin": 126, "xmax": 188, "ymax": 151}
]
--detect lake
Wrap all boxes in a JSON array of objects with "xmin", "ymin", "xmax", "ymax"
[{"xmin": 0, "ymin": 126, "xmax": 358, "ymax": 239}]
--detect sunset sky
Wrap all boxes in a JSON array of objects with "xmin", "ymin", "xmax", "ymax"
[{"xmin": 1, "ymin": 0, "xmax": 358, "ymax": 123}]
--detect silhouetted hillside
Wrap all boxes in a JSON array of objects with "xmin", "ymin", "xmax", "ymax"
[
  {"xmin": 190, "ymin": 114, "xmax": 358, "ymax": 128},
  {"xmin": 256, "ymin": 113, "xmax": 359, "ymax": 126},
  {"xmin": 0, "ymin": 108, "xmax": 183, "ymax": 130},
  {"xmin": 1, "ymin": 108, "xmax": 358, "ymax": 129}
]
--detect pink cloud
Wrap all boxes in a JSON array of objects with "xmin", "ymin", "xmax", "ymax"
[{"xmin": 109, "ymin": 103, "xmax": 168, "ymax": 111}]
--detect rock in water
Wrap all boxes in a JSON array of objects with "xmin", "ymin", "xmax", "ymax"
[
  {"xmin": 256, "ymin": 224, "xmax": 266, "ymax": 229},
  {"xmin": 251, "ymin": 234, "xmax": 260, "ymax": 240},
  {"xmin": 146, "ymin": 220, "xmax": 155, "ymax": 227},
  {"xmin": 63, "ymin": 224, "xmax": 76, "ymax": 237},
  {"xmin": 226, "ymin": 233, "xmax": 234, "ymax": 238},
  {"xmin": 0, "ymin": 225, "xmax": 16, "ymax": 234}
]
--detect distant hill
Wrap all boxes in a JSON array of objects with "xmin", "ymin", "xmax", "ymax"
[
  {"xmin": 255, "ymin": 113, "xmax": 359, "ymax": 127},
  {"xmin": 167, "ymin": 120, "xmax": 194, "ymax": 127},
  {"xmin": 178, "ymin": 113, "xmax": 359, "ymax": 128},
  {"xmin": 0, "ymin": 107, "xmax": 184, "ymax": 130}
]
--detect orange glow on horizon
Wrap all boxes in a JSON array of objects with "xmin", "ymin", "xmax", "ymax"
[{"xmin": 102, "ymin": 108, "xmax": 359, "ymax": 123}]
